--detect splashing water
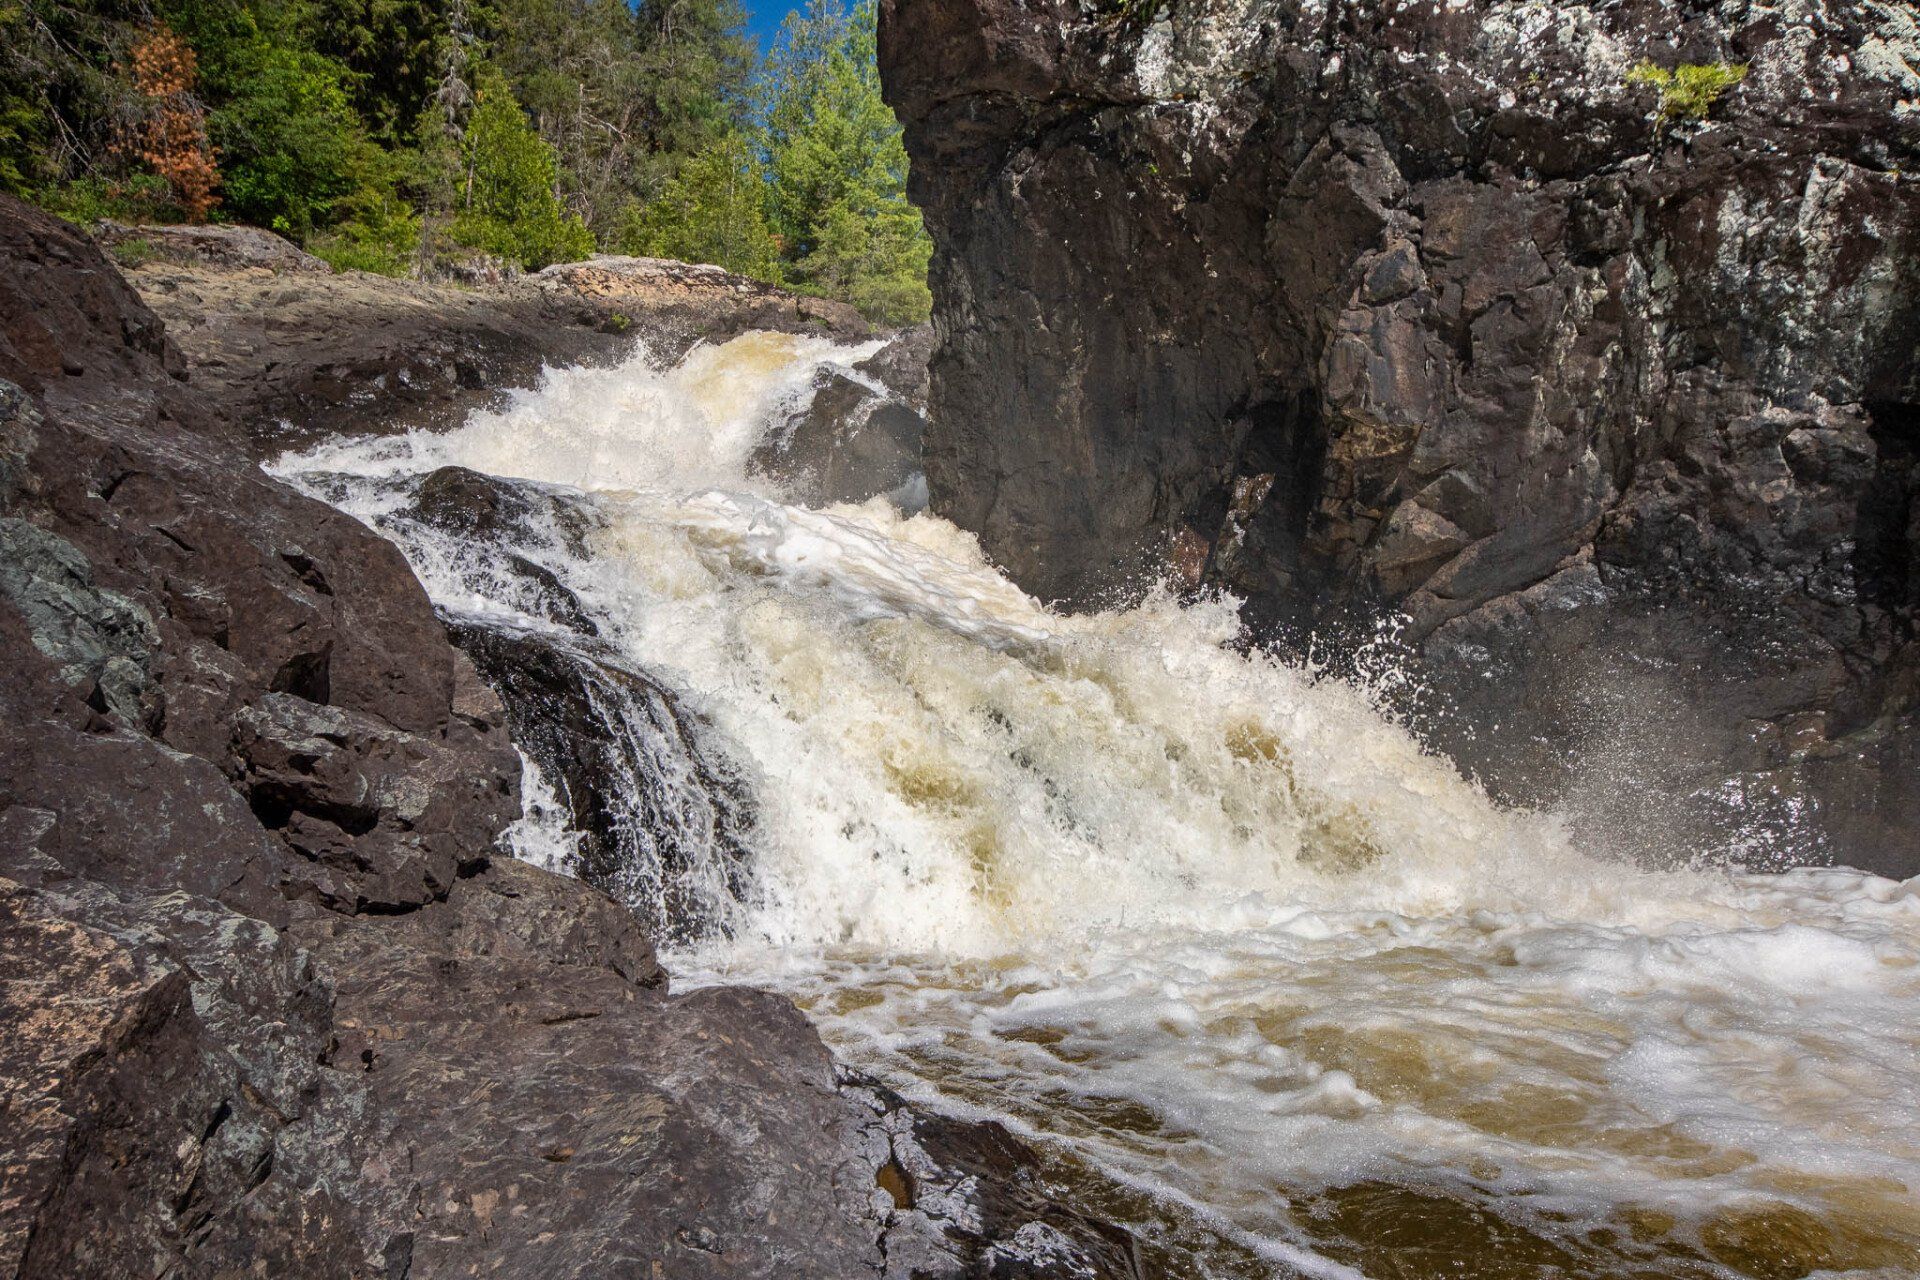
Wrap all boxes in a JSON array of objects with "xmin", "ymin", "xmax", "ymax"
[{"xmin": 275, "ymin": 333, "xmax": 1920, "ymax": 1279}]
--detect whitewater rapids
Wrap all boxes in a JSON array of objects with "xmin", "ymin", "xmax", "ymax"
[{"xmin": 275, "ymin": 332, "xmax": 1920, "ymax": 1279}]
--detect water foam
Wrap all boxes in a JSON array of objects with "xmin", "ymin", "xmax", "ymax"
[{"xmin": 275, "ymin": 333, "xmax": 1920, "ymax": 1277}]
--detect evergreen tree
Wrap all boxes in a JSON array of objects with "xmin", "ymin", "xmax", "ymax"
[
  {"xmin": 759, "ymin": 0, "xmax": 930, "ymax": 324},
  {"xmin": 452, "ymin": 63, "xmax": 592, "ymax": 268},
  {"xmin": 0, "ymin": 5, "xmax": 44, "ymax": 192},
  {"xmin": 617, "ymin": 126, "xmax": 776, "ymax": 278},
  {"xmin": 312, "ymin": 0, "xmax": 452, "ymax": 143},
  {"xmin": 1, "ymin": 0, "xmax": 931, "ymax": 311}
]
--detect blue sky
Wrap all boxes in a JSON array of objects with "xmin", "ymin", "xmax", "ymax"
[{"xmin": 741, "ymin": 0, "xmax": 801, "ymax": 55}]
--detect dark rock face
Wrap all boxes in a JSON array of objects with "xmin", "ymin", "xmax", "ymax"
[
  {"xmin": 880, "ymin": 0, "xmax": 1920, "ymax": 873},
  {"xmin": 753, "ymin": 364, "xmax": 929, "ymax": 507},
  {"xmin": 0, "ymin": 195, "xmax": 1137, "ymax": 1277},
  {"xmin": 449, "ymin": 619, "xmax": 758, "ymax": 944}
]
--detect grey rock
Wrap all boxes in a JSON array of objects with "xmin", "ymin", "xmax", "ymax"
[{"xmin": 0, "ymin": 192, "xmax": 1144, "ymax": 1276}]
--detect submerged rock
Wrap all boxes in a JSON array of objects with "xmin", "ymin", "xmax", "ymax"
[{"xmin": 880, "ymin": 0, "xmax": 1920, "ymax": 873}]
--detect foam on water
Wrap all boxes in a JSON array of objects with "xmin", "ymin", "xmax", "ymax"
[{"xmin": 275, "ymin": 333, "xmax": 1920, "ymax": 1277}]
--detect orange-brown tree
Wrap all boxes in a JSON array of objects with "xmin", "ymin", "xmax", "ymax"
[{"xmin": 119, "ymin": 23, "xmax": 219, "ymax": 222}]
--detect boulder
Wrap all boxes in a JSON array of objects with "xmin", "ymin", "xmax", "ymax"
[
  {"xmin": 95, "ymin": 221, "xmax": 332, "ymax": 274},
  {"xmin": 753, "ymin": 365, "xmax": 928, "ymax": 507}
]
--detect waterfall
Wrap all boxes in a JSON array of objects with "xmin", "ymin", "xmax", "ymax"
[{"xmin": 274, "ymin": 333, "xmax": 1920, "ymax": 1279}]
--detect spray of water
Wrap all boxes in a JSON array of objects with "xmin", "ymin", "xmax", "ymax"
[{"xmin": 275, "ymin": 333, "xmax": 1920, "ymax": 1278}]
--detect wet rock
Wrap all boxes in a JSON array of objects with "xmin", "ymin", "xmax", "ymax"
[
  {"xmin": 855, "ymin": 323, "xmax": 935, "ymax": 410},
  {"xmin": 754, "ymin": 366, "xmax": 927, "ymax": 507},
  {"xmin": 412, "ymin": 463, "xmax": 544, "ymax": 542},
  {"xmin": 881, "ymin": 0, "xmax": 1920, "ymax": 873},
  {"xmin": 404, "ymin": 465, "xmax": 602, "ymax": 632},
  {"xmin": 448, "ymin": 620, "xmax": 755, "ymax": 943},
  {"xmin": 841, "ymin": 1073, "xmax": 1149, "ymax": 1279}
]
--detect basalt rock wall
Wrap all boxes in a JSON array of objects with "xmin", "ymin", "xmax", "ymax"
[{"xmin": 878, "ymin": 0, "xmax": 1920, "ymax": 872}]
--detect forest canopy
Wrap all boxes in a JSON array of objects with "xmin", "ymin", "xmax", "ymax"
[{"xmin": 0, "ymin": 0, "xmax": 931, "ymax": 324}]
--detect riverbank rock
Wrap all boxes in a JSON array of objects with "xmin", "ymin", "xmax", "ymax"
[
  {"xmin": 96, "ymin": 220, "xmax": 333, "ymax": 274},
  {"xmin": 116, "ymin": 239, "xmax": 871, "ymax": 458},
  {"xmin": 0, "ymin": 193, "xmax": 1141, "ymax": 1277},
  {"xmin": 879, "ymin": 0, "xmax": 1920, "ymax": 874}
]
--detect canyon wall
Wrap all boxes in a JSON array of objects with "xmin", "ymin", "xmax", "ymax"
[{"xmin": 878, "ymin": 0, "xmax": 1920, "ymax": 872}]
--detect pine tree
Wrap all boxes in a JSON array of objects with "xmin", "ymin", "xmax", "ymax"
[
  {"xmin": 759, "ymin": 0, "xmax": 930, "ymax": 324},
  {"xmin": 452, "ymin": 63, "xmax": 593, "ymax": 268}
]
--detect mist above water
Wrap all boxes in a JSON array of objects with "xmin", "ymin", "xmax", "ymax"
[{"xmin": 276, "ymin": 333, "xmax": 1920, "ymax": 1278}]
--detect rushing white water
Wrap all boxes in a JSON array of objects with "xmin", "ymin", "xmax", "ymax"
[{"xmin": 275, "ymin": 333, "xmax": 1920, "ymax": 1279}]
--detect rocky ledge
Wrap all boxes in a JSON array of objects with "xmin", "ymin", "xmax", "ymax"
[
  {"xmin": 879, "ymin": 0, "xmax": 1920, "ymax": 874},
  {"xmin": 0, "ymin": 196, "xmax": 1139, "ymax": 1278},
  {"xmin": 98, "ymin": 221, "xmax": 868, "ymax": 458}
]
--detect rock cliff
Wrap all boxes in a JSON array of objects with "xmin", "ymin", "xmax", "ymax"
[
  {"xmin": 0, "ymin": 196, "xmax": 1137, "ymax": 1278},
  {"xmin": 878, "ymin": 0, "xmax": 1920, "ymax": 873}
]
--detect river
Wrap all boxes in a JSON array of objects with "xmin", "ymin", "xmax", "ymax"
[{"xmin": 274, "ymin": 331, "xmax": 1920, "ymax": 1279}]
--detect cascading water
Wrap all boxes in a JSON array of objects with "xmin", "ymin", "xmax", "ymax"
[{"xmin": 274, "ymin": 332, "xmax": 1920, "ymax": 1279}]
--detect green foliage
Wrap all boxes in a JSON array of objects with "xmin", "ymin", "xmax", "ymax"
[
  {"xmin": 1627, "ymin": 61, "xmax": 1748, "ymax": 123},
  {"xmin": 3, "ymin": 0, "xmax": 932, "ymax": 313},
  {"xmin": 798, "ymin": 197, "xmax": 930, "ymax": 326},
  {"xmin": 110, "ymin": 235, "xmax": 157, "ymax": 267},
  {"xmin": 1, "ymin": 0, "xmax": 145, "ymax": 197},
  {"xmin": 617, "ymin": 128, "xmax": 780, "ymax": 279},
  {"xmin": 311, "ymin": 0, "xmax": 451, "ymax": 143},
  {"xmin": 450, "ymin": 65, "xmax": 592, "ymax": 269},
  {"xmin": 1109, "ymin": 0, "xmax": 1165, "ymax": 27},
  {"xmin": 33, "ymin": 174, "xmax": 174, "ymax": 224},
  {"xmin": 309, "ymin": 186, "xmax": 420, "ymax": 272},
  {"xmin": 758, "ymin": 0, "xmax": 932, "ymax": 325},
  {"xmin": 0, "ymin": 0, "xmax": 39, "ymax": 192},
  {"xmin": 208, "ymin": 41, "xmax": 379, "ymax": 234}
]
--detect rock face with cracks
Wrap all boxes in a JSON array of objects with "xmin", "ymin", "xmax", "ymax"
[
  {"xmin": 879, "ymin": 0, "xmax": 1920, "ymax": 874},
  {"xmin": 0, "ymin": 194, "xmax": 1136, "ymax": 1279}
]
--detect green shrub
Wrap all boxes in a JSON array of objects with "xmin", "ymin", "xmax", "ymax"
[
  {"xmin": 308, "ymin": 195, "xmax": 419, "ymax": 274},
  {"xmin": 33, "ymin": 174, "xmax": 175, "ymax": 226},
  {"xmin": 1627, "ymin": 61, "xmax": 1747, "ymax": 123},
  {"xmin": 110, "ymin": 236, "xmax": 158, "ymax": 268},
  {"xmin": 617, "ymin": 130, "xmax": 781, "ymax": 280}
]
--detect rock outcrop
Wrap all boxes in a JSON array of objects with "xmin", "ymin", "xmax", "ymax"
[
  {"xmin": 116, "ymin": 234, "xmax": 869, "ymax": 458},
  {"xmin": 879, "ymin": 0, "xmax": 1920, "ymax": 873},
  {"xmin": 0, "ymin": 195, "xmax": 1137, "ymax": 1278}
]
